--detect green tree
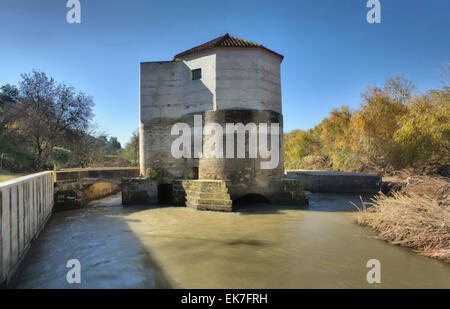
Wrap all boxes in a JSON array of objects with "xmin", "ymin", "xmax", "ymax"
[
  {"xmin": 0, "ymin": 84, "xmax": 18, "ymax": 126},
  {"xmin": 123, "ymin": 130, "xmax": 139, "ymax": 165},
  {"xmin": 106, "ymin": 136, "xmax": 121, "ymax": 154}
]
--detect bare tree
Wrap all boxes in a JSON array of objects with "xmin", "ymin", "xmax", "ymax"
[
  {"xmin": 66, "ymin": 126, "xmax": 107, "ymax": 168},
  {"xmin": 4, "ymin": 70, "xmax": 94, "ymax": 171}
]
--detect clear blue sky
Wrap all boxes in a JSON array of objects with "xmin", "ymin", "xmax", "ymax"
[{"xmin": 1, "ymin": 0, "xmax": 449, "ymax": 145}]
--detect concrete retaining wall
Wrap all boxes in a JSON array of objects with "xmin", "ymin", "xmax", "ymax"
[
  {"xmin": 0, "ymin": 171, "xmax": 53, "ymax": 285},
  {"xmin": 286, "ymin": 170, "xmax": 382, "ymax": 193},
  {"xmin": 122, "ymin": 178, "xmax": 158, "ymax": 206}
]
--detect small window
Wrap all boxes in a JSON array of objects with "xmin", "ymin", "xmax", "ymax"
[{"xmin": 191, "ymin": 68, "xmax": 201, "ymax": 80}]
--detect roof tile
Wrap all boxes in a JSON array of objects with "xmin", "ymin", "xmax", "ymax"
[{"xmin": 173, "ymin": 34, "xmax": 283, "ymax": 61}]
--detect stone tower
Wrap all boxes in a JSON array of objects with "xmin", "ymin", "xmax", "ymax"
[{"xmin": 132, "ymin": 34, "xmax": 307, "ymax": 211}]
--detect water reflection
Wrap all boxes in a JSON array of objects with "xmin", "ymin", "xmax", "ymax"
[{"xmin": 13, "ymin": 193, "xmax": 450, "ymax": 289}]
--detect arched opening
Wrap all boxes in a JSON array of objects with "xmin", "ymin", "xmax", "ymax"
[
  {"xmin": 232, "ymin": 193, "xmax": 271, "ymax": 208},
  {"xmin": 158, "ymin": 184, "xmax": 173, "ymax": 204},
  {"xmin": 83, "ymin": 182, "xmax": 121, "ymax": 202}
]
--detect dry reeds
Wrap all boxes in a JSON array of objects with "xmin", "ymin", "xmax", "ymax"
[{"xmin": 355, "ymin": 176, "xmax": 450, "ymax": 262}]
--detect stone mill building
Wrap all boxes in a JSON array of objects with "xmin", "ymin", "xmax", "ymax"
[{"xmin": 123, "ymin": 34, "xmax": 307, "ymax": 211}]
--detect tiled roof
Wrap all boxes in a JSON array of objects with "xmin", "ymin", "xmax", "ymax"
[{"xmin": 173, "ymin": 34, "xmax": 284, "ymax": 61}]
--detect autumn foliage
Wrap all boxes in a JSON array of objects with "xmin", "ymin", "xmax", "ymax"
[{"xmin": 284, "ymin": 77, "xmax": 450, "ymax": 174}]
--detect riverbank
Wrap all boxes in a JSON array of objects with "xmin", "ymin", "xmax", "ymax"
[{"xmin": 356, "ymin": 176, "xmax": 450, "ymax": 262}]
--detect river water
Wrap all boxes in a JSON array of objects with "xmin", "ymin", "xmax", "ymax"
[{"xmin": 12, "ymin": 193, "xmax": 450, "ymax": 288}]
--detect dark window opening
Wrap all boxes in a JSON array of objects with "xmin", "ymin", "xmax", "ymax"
[
  {"xmin": 192, "ymin": 167, "xmax": 199, "ymax": 179},
  {"xmin": 158, "ymin": 184, "xmax": 173, "ymax": 204},
  {"xmin": 191, "ymin": 68, "xmax": 201, "ymax": 80}
]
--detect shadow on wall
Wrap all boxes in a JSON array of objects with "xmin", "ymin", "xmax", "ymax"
[
  {"xmin": 233, "ymin": 193, "xmax": 309, "ymax": 215},
  {"xmin": 179, "ymin": 60, "xmax": 214, "ymax": 114},
  {"xmin": 234, "ymin": 192, "xmax": 376, "ymax": 215},
  {"xmin": 157, "ymin": 184, "xmax": 172, "ymax": 204},
  {"xmin": 233, "ymin": 193, "xmax": 272, "ymax": 208}
]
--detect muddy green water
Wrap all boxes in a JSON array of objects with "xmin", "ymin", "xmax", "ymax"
[{"xmin": 12, "ymin": 193, "xmax": 450, "ymax": 288}]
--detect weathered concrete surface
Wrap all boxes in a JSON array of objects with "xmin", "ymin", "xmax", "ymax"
[
  {"xmin": 214, "ymin": 48, "xmax": 282, "ymax": 112},
  {"xmin": 286, "ymin": 170, "xmax": 382, "ymax": 193},
  {"xmin": 134, "ymin": 108, "xmax": 310, "ymax": 211},
  {"xmin": 122, "ymin": 178, "xmax": 158, "ymax": 206},
  {"xmin": 137, "ymin": 36, "xmax": 306, "ymax": 211},
  {"xmin": 0, "ymin": 171, "xmax": 53, "ymax": 286},
  {"xmin": 55, "ymin": 167, "xmax": 140, "ymax": 185},
  {"xmin": 199, "ymin": 110, "xmax": 284, "ymax": 189},
  {"xmin": 122, "ymin": 177, "xmax": 308, "ymax": 212},
  {"xmin": 139, "ymin": 45, "xmax": 284, "ymax": 179}
]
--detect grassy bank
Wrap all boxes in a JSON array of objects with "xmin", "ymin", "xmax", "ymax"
[
  {"xmin": 355, "ymin": 176, "xmax": 449, "ymax": 262},
  {"xmin": 0, "ymin": 169, "xmax": 24, "ymax": 182}
]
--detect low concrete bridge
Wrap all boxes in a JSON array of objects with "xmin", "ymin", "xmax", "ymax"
[{"xmin": 54, "ymin": 167, "xmax": 139, "ymax": 210}]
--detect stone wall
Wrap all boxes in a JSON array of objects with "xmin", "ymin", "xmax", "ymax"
[
  {"xmin": 199, "ymin": 109, "xmax": 284, "ymax": 199},
  {"xmin": 182, "ymin": 180, "xmax": 232, "ymax": 212},
  {"xmin": 121, "ymin": 177, "xmax": 158, "ymax": 206},
  {"xmin": 139, "ymin": 115, "xmax": 198, "ymax": 181},
  {"xmin": 0, "ymin": 171, "xmax": 53, "ymax": 286}
]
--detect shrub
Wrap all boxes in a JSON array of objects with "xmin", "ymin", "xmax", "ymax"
[
  {"xmin": 355, "ymin": 176, "xmax": 450, "ymax": 262},
  {"xmin": 284, "ymin": 77, "xmax": 449, "ymax": 174}
]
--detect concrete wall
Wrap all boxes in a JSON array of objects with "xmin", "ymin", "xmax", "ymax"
[
  {"xmin": 181, "ymin": 51, "xmax": 217, "ymax": 110},
  {"xmin": 286, "ymin": 170, "xmax": 382, "ymax": 193},
  {"xmin": 139, "ymin": 49, "xmax": 281, "ymax": 120},
  {"xmin": 139, "ymin": 48, "xmax": 283, "ymax": 178},
  {"xmin": 139, "ymin": 58, "xmax": 215, "ymax": 175},
  {"xmin": 140, "ymin": 58, "xmax": 215, "ymax": 121},
  {"xmin": 55, "ymin": 167, "xmax": 139, "ymax": 184},
  {"xmin": 0, "ymin": 171, "xmax": 53, "ymax": 285},
  {"xmin": 215, "ymin": 48, "xmax": 282, "ymax": 113}
]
